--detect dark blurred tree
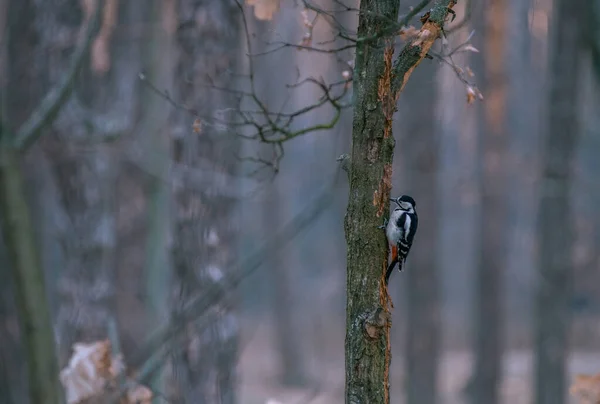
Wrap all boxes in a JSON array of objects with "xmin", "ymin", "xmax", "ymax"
[
  {"xmin": 398, "ymin": 50, "xmax": 441, "ymax": 404},
  {"xmin": 139, "ymin": 0, "xmax": 175, "ymax": 397},
  {"xmin": 534, "ymin": 0, "xmax": 586, "ymax": 403},
  {"xmin": 468, "ymin": 1, "xmax": 508, "ymax": 403},
  {"xmin": 0, "ymin": 0, "xmax": 38, "ymax": 401},
  {"xmin": 344, "ymin": 1, "xmax": 455, "ymax": 402},
  {"xmin": 264, "ymin": 180, "xmax": 308, "ymax": 386},
  {"xmin": 169, "ymin": 1, "xmax": 241, "ymax": 402},
  {"xmin": 0, "ymin": 0, "xmax": 104, "ymax": 402},
  {"xmin": 43, "ymin": 0, "xmax": 135, "ymax": 364},
  {"xmin": 252, "ymin": 12, "xmax": 309, "ymax": 386}
]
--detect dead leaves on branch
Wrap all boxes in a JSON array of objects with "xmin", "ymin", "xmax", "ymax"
[
  {"xmin": 435, "ymin": 30, "xmax": 484, "ymax": 105},
  {"xmin": 60, "ymin": 339, "xmax": 152, "ymax": 404},
  {"xmin": 466, "ymin": 85, "xmax": 484, "ymax": 104}
]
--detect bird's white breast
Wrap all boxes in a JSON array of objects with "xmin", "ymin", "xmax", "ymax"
[{"xmin": 386, "ymin": 214, "xmax": 404, "ymax": 242}]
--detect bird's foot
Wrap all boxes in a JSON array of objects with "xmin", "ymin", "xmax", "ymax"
[
  {"xmin": 377, "ymin": 218, "xmax": 388, "ymax": 230},
  {"xmin": 447, "ymin": 8, "xmax": 456, "ymax": 22}
]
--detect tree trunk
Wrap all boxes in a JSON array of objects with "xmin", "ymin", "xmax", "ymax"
[
  {"xmin": 470, "ymin": 1, "xmax": 507, "ymax": 403},
  {"xmin": 53, "ymin": 143, "xmax": 118, "ymax": 362},
  {"xmin": 139, "ymin": 0, "xmax": 175, "ymax": 397},
  {"xmin": 252, "ymin": 9, "xmax": 309, "ymax": 387},
  {"xmin": 0, "ymin": 145, "xmax": 63, "ymax": 404},
  {"xmin": 0, "ymin": 0, "xmax": 70, "ymax": 401},
  {"xmin": 169, "ymin": 0, "xmax": 241, "ymax": 402},
  {"xmin": 399, "ymin": 57, "xmax": 440, "ymax": 404},
  {"xmin": 264, "ymin": 179, "xmax": 308, "ymax": 386},
  {"xmin": 43, "ymin": 0, "xmax": 137, "ymax": 364},
  {"xmin": 344, "ymin": 2, "xmax": 454, "ymax": 403},
  {"xmin": 534, "ymin": 1, "xmax": 585, "ymax": 403},
  {"xmin": 343, "ymin": 2, "xmax": 399, "ymax": 402}
]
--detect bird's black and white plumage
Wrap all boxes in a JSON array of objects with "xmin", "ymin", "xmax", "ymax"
[{"xmin": 384, "ymin": 195, "xmax": 418, "ymax": 284}]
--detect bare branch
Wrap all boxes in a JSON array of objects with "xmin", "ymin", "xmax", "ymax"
[
  {"xmin": 127, "ymin": 162, "xmax": 346, "ymax": 388},
  {"xmin": 13, "ymin": 0, "xmax": 105, "ymax": 152},
  {"xmin": 399, "ymin": 0, "xmax": 432, "ymax": 27},
  {"xmin": 391, "ymin": 0, "xmax": 458, "ymax": 95}
]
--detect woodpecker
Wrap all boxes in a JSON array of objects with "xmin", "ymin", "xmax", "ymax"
[{"xmin": 380, "ymin": 195, "xmax": 418, "ymax": 284}]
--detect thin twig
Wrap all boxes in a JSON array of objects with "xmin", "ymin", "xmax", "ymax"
[{"xmin": 128, "ymin": 162, "xmax": 345, "ymax": 386}]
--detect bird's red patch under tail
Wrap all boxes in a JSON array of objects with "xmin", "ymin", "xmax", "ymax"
[{"xmin": 390, "ymin": 245, "xmax": 398, "ymax": 263}]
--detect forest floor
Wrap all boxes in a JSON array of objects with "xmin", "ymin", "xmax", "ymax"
[{"xmin": 237, "ymin": 316, "xmax": 600, "ymax": 404}]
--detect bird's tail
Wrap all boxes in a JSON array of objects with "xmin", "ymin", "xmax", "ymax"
[
  {"xmin": 385, "ymin": 259, "xmax": 397, "ymax": 285},
  {"xmin": 385, "ymin": 257, "xmax": 406, "ymax": 285}
]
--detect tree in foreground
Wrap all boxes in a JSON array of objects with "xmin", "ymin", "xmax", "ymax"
[{"xmin": 343, "ymin": 1, "xmax": 456, "ymax": 402}]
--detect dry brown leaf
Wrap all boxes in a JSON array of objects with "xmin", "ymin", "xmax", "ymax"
[
  {"xmin": 399, "ymin": 25, "xmax": 419, "ymax": 41},
  {"xmin": 462, "ymin": 44, "xmax": 479, "ymax": 53},
  {"xmin": 91, "ymin": 0, "xmax": 119, "ymax": 74},
  {"xmin": 124, "ymin": 384, "xmax": 153, "ymax": 404},
  {"xmin": 413, "ymin": 29, "xmax": 432, "ymax": 46},
  {"xmin": 466, "ymin": 86, "xmax": 477, "ymax": 104},
  {"xmin": 466, "ymin": 85, "xmax": 483, "ymax": 104},
  {"xmin": 60, "ymin": 340, "xmax": 124, "ymax": 404},
  {"xmin": 570, "ymin": 373, "xmax": 600, "ymax": 404},
  {"xmin": 246, "ymin": 0, "xmax": 280, "ymax": 21},
  {"xmin": 192, "ymin": 118, "xmax": 202, "ymax": 134}
]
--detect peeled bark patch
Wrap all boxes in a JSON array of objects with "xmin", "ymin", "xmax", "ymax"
[{"xmin": 373, "ymin": 163, "xmax": 393, "ymax": 218}]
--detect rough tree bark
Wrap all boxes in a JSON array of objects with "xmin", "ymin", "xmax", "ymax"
[
  {"xmin": 344, "ymin": 1, "xmax": 455, "ymax": 403},
  {"xmin": 399, "ymin": 56, "xmax": 441, "ymax": 404},
  {"xmin": 169, "ymin": 0, "xmax": 241, "ymax": 402},
  {"xmin": 470, "ymin": 1, "xmax": 507, "ymax": 403},
  {"xmin": 44, "ymin": 0, "xmax": 136, "ymax": 364},
  {"xmin": 534, "ymin": 1, "xmax": 585, "ymax": 403}
]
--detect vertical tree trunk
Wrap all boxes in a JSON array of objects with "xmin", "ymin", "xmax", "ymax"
[
  {"xmin": 505, "ymin": 0, "xmax": 534, "ymax": 330},
  {"xmin": 53, "ymin": 143, "xmax": 117, "ymax": 362},
  {"xmin": 399, "ymin": 60, "xmax": 441, "ymax": 404},
  {"xmin": 469, "ymin": 1, "xmax": 507, "ymax": 403},
  {"xmin": 0, "ymin": 0, "xmax": 66, "ymax": 401},
  {"xmin": 344, "ymin": 2, "xmax": 454, "ymax": 402},
  {"xmin": 0, "ymin": 0, "xmax": 37, "ymax": 402},
  {"xmin": 0, "ymin": 145, "xmax": 63, "ymax": 404},
  {"xmin": 139, "ymin": 0, "xmax": 175, "ymax": 397},
  {"xmin": 169, "ymin": 1, "xmax": 241, "ymax": 402},
  {"xmin": 264, "ymin": 180, "xmax": 308, "ymax": 386},
  {"xmin": 45, "ymin": 0, "xmax": 137, "ymax": 364},
  {"xmin": 534, "ymin": 1, "xmax": 585, "ymax": 403},
  {"xmin": 251, "ymin": 9, "xmax": 309, "ymax": 387},
  {"xmin": 344, "ymin": 0, "xmax": 399, "ymax": 401}
]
